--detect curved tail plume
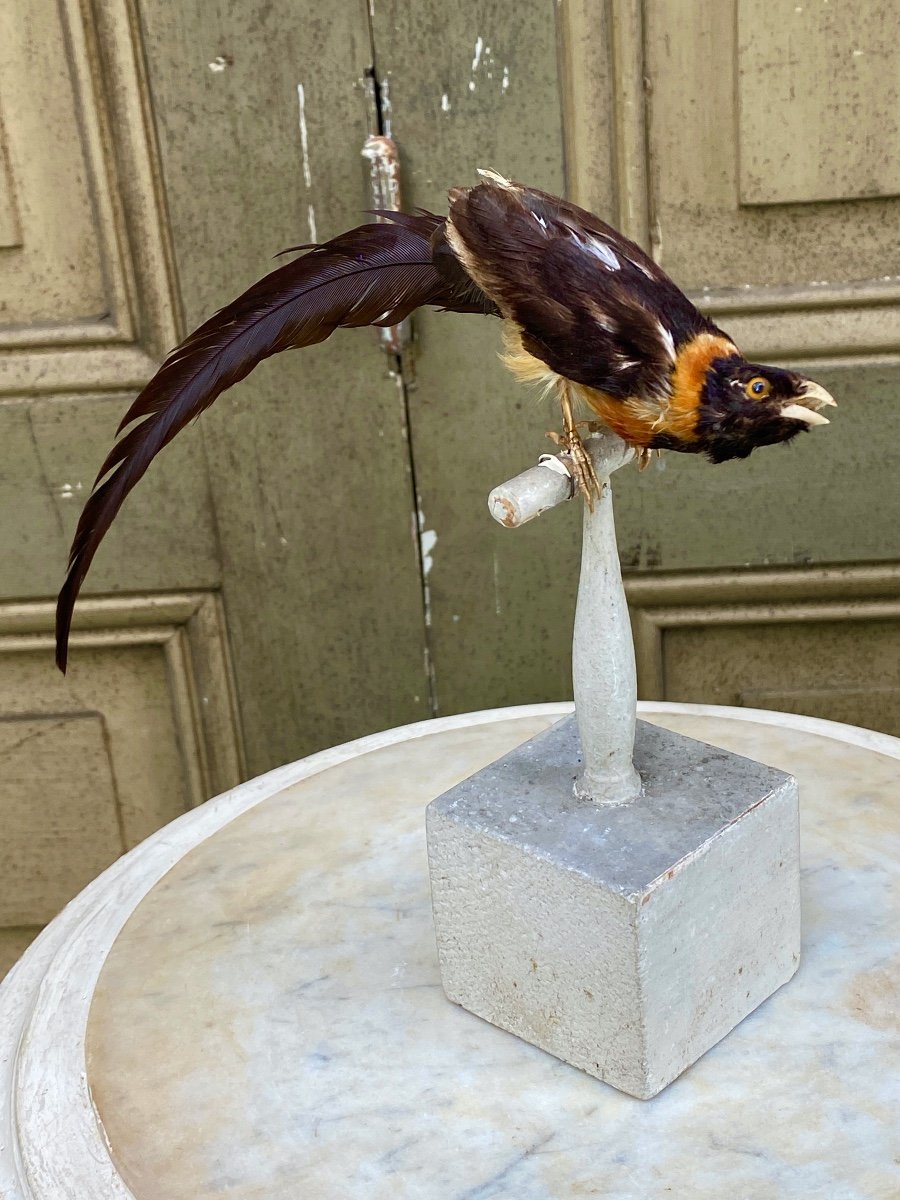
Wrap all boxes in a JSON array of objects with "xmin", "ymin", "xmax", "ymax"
[{"xmin": 55, "ymin": 212, "xmax": 492, "ymax": 671}]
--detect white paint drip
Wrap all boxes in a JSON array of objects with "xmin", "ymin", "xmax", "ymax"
[
  {"xmin": 208, "ymin": 56, "xmax": 228, "ymax": 73},
  {"xmin": 415, "ymin": 509, "xmax": 437, "ymax": 630},
  {"xmin": 441, "ymin": 92, "xmax": 451, "ymax": 112},
  {"xmin": 420, "ymin": 528, "xmax": 437, "ymax": 577},
  {"xmin": 379, "ymin": 75, "xmax": 393, "ymax": 137},
  {"xmin": 492, "ymin": 551, "xmax": 502, "ymax": 616},
  {"xmin": 468, "ymin": 80, "xmax": 476, "ymax": 92},
  {"xmin": 502, "ymin": 66, "xmax": 510, "ymax": 91},
  {"xmin": 307, "ymin": 203, "xmax": 317, "ymax": 242},
  {"xmin": 472, "ymin": 37, "xmax": 484, "ymax": 72},
  {"xmin": 296, "ymin": 83, "xmax": 312, "ymax": 189}
]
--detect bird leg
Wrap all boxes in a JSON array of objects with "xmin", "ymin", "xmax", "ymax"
[{"xmin": 546, "ymin": 382, "xmax": 602, "ymax": 508}]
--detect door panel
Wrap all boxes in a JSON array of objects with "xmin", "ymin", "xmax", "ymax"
[
  {"xmin": 1, "ymin": 0, "xmax": 429, "ymax": 971},
  {"xmin": 368, "ymin": 0, "xmax": 582, "ymax": 716},
  {"xmin": 0, "ymin": 394, "xmax": 220, "ymax": 600},
  {"xmin": 628, "ymin": 565, "xmax": 900, "ymax": 734},
  {"xmin": 0, "ymin": 0, "xmax": 180, "ymax": 390},
  {"xmin": 369, "ymin": 0, "xmax": 900, "ymax": 723},
  {"xmin": 558, "ymin": 0, "xmax": 900, "ymax": 721},
  {"xmin": 0, "ymin": 591, "xmax": 241, "ymax": 977},
  {"xmin": 136, "ymin": 0, "xmax": 432, "ymax": 771}
]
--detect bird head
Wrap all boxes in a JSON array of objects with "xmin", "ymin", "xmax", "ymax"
[{"xmin": 697, "ymin": 357, "xmax": 836, "ymax": 463}]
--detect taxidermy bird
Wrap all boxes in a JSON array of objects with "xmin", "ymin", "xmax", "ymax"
[{"xmin": 55, "ymin": 170, "xmax": 836, "ymax": 671}]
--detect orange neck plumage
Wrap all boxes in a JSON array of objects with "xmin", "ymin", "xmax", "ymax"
[
  {"xmin": 577, "ymin": 331, "xmax": 737, "ymax": 447},
  {"xmin": 501, "ymin": 323, "xmax": 737, "ymax": 450}
]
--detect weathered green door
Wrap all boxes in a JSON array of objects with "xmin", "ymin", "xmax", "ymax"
[
  {"xmin": 2, "ymin": 0, "xmax": 898, "ymax": 973},
  {"xmin": 0, "ymin": 0, "xmax": 430, "ymax": 972},
  {"xmin": 367, "ymin": 0, "xmax": 900, "ymax": 730}
]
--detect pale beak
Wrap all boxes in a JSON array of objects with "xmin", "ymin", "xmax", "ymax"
[
  {"xmin": 780, "ymin": 380, "xmax": 836, "ymax": 427},
  {"xmin": 798, "ymin": 380, "xmax": 837, "ymax": 412},
  {"xmin": 781, "ymin": 403, "xmax": 831, "ymax": 427}
]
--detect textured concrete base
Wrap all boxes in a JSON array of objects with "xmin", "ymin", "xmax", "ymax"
[{"xmin": 426, "ymin": 716, "xmax": 801, "ymax": 1099}]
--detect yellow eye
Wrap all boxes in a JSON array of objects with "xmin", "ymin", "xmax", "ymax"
[{"xmin": 746, "ymin": 376, "xmax": 771, "ymax": 400}]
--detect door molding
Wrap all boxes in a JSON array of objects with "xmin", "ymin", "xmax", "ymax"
[
  {"xmin": 0, "ymin": 0, "xmax": 180, "ymax": 396},
  {"xmin": 626, "ymin": 564, "xmax": 900, "ymax": 699},
  {"xmin": 0, "ymin": 592, "xmax": 244, "ymax": 802},
  {"xmin": 556, "ymin": 0, "xmax": 900, "ymax": 361}
]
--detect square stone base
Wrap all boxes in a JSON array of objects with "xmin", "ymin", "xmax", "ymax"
[{"xmin": 426, "ymin": 716, "xmax": 800, "ymax": 1099}]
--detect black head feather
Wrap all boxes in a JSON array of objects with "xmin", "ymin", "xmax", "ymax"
[{"xmin": 695, "ymin": 358, "xmax": 835, "ymax": 462}]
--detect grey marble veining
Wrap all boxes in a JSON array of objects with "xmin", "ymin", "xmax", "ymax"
[{"xmin": 86, "ymin": 712, "xmax": 900, "ymax": 1200}]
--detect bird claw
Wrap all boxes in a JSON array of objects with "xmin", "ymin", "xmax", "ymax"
[{"xmin": 545, "ymin": 427, "xmax": 602, "ymax": 509}]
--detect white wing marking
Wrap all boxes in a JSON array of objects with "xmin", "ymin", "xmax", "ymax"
[
  {"xmin": 628, "ymin": 255, "xmax": 657, "ymax": 280},
  {"xmin": 656, "ymin": 320, "xmax": 676, "ymax": 363},
  {"xmin": 579, "ymin": 234, "xmax": 620, "ymax": 271},
  {"xmin": 476, "ymin": 167, "xmax": 513, "ymax": 188}
]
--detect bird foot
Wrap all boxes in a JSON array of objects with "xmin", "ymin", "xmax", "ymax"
[{"xmin": 545, "ymin": 426, "xmax": 602, "ymax": 508}]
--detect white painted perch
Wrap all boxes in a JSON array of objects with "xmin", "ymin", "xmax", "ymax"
[{"xmin": 488, "ymin": 431, "xmax": 642, "ymax": 805}]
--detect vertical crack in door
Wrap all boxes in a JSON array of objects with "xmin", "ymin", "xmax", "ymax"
[{"xmin": 362, "ymin": 18, "xmax": 439, "ymax": 715}]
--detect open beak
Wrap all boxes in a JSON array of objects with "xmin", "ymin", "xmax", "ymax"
[
  {"xmin": 781, "ymin": 380, "xmax": 837, "ymax": 427},
  {"xmin": 799, "ymin": 380, "xmax": 837, "ymax": 412}
]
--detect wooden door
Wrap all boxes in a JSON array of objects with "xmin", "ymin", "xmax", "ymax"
[
  {"xmin": 0, "ymin": 0, "xmax": 429, "ymax": 973},
  {"xmin": 366, "ymin": 0, "xmax": 900, "ymax": 730},
  {"xmin": 3, "ymin": 0, "xmax": 899, "ymax": 975},
  {"xmin": 562, "ymin": 0, "xmax": 900, "ymax": 728}
]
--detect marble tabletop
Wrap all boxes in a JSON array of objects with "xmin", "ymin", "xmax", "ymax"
[{"xmin": 1, "ymin": 703, "xmax": 898, "ymax": 1200}]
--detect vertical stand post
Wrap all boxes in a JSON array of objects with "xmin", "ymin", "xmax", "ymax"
[
  {"xmin": 572, "ymin": 435, "xmax": 642, "ymax": 804},
  {"xmin": 487, "ymin": 430, "xmax": 640, "ymax": 804}
]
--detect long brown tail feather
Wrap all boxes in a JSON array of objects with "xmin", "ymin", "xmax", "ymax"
[{"xmin": 55, "ymin": 212, "xmax": 490, "ymax": 671}]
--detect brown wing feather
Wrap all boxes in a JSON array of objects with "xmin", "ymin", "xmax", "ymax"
[
  {"xmin": 56, "ymin": 214, "xmax": 491, "ymax": 671},
  {"xmin": 447, "ymin": 178, "xmax": 722, "ymax": 400}
]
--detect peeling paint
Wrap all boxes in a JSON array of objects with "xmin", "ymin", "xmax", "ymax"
[
  {"xmin": 378, "ymin": 75, "xmax": 393, "ymax": 138},
  {"xmin": 441, "ymin": 92, "xmax": 451, "ymax": 112},
  {"xmin": 420, "ymin": 528, "xmax": 437, "ymax": 578},
  {"xmin": 472, "ymin": 36, "xmax": 484, "ymax": 73},
  {"xmin": 306, "ymin": 203, "xmax": 317, "ymax": 243},
  {"xmin": 502, "ymin": 66, "xmax": 510, "ymax": 92},
  {"xmin": 208, "ymin": 56, "xmax": 228, "ymax": 73},
  {"xmin": 296, "ymin": 83, "xmax": 312, "ymax": 189},
  {"xmin": 415, "ymin": 509, "xmax": 438, "ymax": 631}
]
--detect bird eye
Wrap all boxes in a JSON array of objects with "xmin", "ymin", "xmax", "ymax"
[{"xmin": 746, "ymin": 376, "xmax": 771, "ymax": 399}]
